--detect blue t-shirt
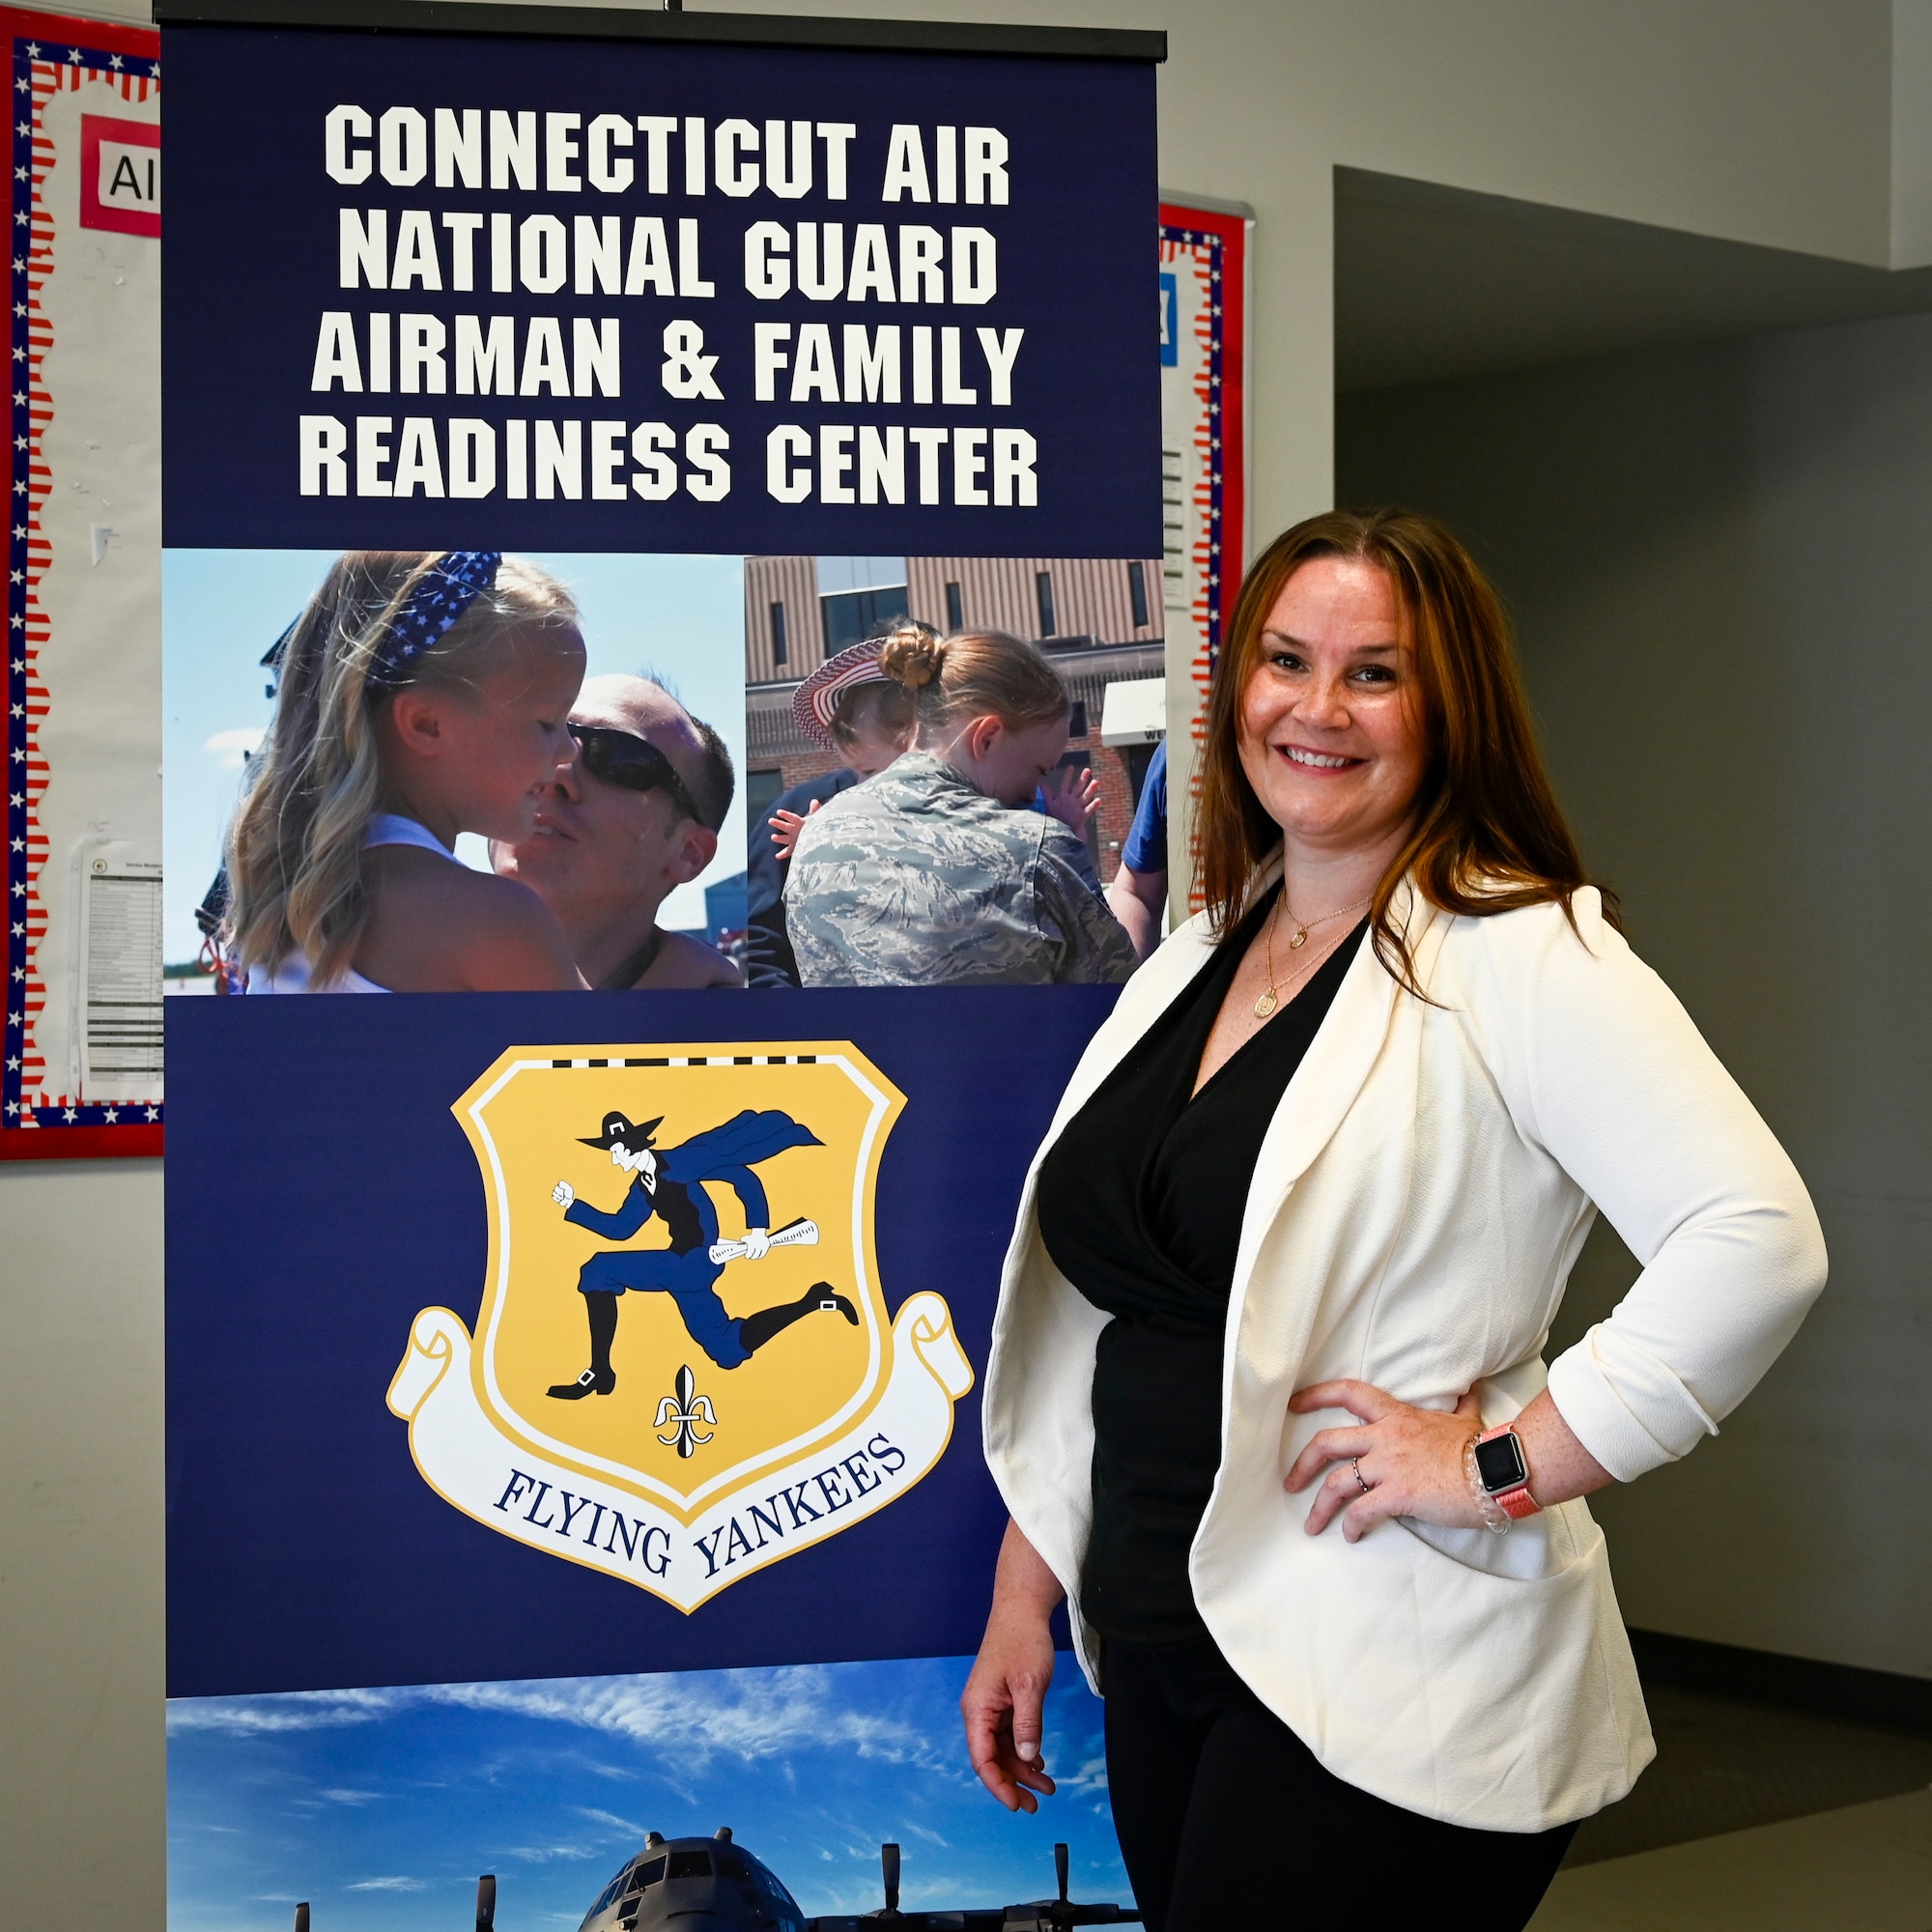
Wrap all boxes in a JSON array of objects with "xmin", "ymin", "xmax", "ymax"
[{"xmin": 1122, "ymin": 738, "xmax": 1168, "ymax": 876}]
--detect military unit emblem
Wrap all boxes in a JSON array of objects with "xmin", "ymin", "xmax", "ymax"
[{"xmin": 387, "ymin": 1041, "xmax": 973, "ymax": 1612}]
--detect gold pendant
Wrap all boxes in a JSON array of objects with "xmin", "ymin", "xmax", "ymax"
[
  {"xmin": 1288, "ymin": 926, "xmax": 1308, "ymax": 950},
  {"xmin": 1254, "ymin": 988, "xmax": 1279, "ymax": 1018}
]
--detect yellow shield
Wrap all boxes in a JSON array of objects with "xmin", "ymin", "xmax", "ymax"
[{"xmin": 386, "ymin": 1041, "xmax": 974, "ymax": 1612}]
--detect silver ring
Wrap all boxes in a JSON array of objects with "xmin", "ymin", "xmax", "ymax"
[{"xmin": 1351, "ymin": 1458, "xmax": 1371, "ymax": 1495}]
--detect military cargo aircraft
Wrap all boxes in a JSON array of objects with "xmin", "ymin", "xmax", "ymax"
[
  {"xmin": 282, "ymin": 1825, "xmax": 1139, "ymax": 1931},
  {"xmin": 576, "ymin": 1829, "xmax": 1139, "ymax": 1932}
]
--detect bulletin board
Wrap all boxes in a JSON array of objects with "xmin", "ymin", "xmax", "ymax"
[{"xmin": 1, "ymin": 6, "xmax": 162, "ymax": 1159}]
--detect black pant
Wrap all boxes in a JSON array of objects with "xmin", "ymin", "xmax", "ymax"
[{"xmin": 1101, "ymin": 1636, "xmax": 1578, "ymax": 1932}]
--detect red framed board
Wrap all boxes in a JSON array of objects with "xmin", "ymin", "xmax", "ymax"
[
  {"xmin": 1158, "ymin": 195, "xmax": 1250, "ymax": 913},
  {"xmin": 1, "ymin": 6, "xmax": 161, "ymax": 1159}
]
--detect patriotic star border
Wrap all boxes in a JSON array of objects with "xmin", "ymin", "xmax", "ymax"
[
  {"xmin": 3, "ymin": 23, "xmax": 161, "ymax": 1158},
  {"xmin": 1160, "ymin": 219, "xmax": 1231, "ymax": 660},
  {"xmin": 1159, "ymin": 202, "xmax": 1249, "ymax": 915}
]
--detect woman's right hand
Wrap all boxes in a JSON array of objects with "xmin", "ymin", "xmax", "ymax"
[{"xmin": 961, "ymin": 1519, "xmax": 1065, "ymax": 1812}]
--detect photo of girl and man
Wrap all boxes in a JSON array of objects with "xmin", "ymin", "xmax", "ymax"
[
  {"xmin": 165, "ymin": 548, "xmax": 1170, "ymax": 999},
  {"xmin": 164, "ymin": 549, "xmax": 750, "ymax": 997}
]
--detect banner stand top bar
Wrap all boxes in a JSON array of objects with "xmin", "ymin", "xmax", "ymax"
[{"xmin": 150, "ymin": 0, "xmax": 1168, "ymax": 63}]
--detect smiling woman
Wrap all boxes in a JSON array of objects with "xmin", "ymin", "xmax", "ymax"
[
  {"xmin": 967, "ymin": 508, "xmax": 1828, "ymax": 1932},
  {"xmin": 1193, "ymin": 510, "xmax": 1598, "ymax": 997}
]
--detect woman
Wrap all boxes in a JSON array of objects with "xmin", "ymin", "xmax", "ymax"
[
  {"xmin": 962, "ymin": 510, "xmax": 1826, "ymax": 1930},
  {"xmin": 785, "ymin": 624, "xmax": 1135, "ymax": 987}
]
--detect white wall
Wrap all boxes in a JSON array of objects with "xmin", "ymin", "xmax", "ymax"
[
  {"xmin": 706, "ymin": 0, "xmax": 1896, "ymax": 526},
  {"xmin": 1894, "ymin": 0, "xmax": 1932, "ymax": 265},
  {"xmin": 2, "ymin": 4, "xmax": 1921, "ymax": 1926},
  {"xmin": 1340, "ymin": 307, "xmax": 1932, "ymax": 1678}
]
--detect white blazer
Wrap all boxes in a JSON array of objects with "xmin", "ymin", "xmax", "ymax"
[{"xmin": 982, "ymin": 873, "xmax": 1827, "ymax": 1833}]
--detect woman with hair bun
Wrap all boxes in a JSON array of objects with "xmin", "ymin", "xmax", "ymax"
[{"xmin": 784, "ymin": 623, "xmax": 1135, "ymax": 987}]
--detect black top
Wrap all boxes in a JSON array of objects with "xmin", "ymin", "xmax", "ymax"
[{"xmin": 1036, "ymin": 887, "xmax": 1365, "ymax": 1645}]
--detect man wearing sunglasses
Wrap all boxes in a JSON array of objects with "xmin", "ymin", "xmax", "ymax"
[{"xmin": 493, "ymin": 673, "xmax": 743, "ymax": 990}]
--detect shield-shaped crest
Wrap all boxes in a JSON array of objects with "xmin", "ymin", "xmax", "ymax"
[{"xmin": 386, "ymin": 1041, "xmax": 973, "ymax": 1612}]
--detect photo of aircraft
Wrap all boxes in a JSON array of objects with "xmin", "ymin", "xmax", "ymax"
[
  {"xmin": 576, "ymin": 1829, "xmax": 1142, "ymax": 1932},
  {"xmin": 280, "ymin": 1828, "xmax": 1140, "ymax": 1932}
]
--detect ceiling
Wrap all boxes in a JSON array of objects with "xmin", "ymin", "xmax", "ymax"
[{"xmin": 1336, "ymin": 167, "xmax": 1932, "ymax": 393}]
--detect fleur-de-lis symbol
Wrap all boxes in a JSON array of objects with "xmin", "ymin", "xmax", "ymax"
[{"xmin": 655, "ymin": 1365, "xmax": 717, "ymax": 1460}]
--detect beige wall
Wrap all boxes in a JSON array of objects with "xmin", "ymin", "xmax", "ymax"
[
  {"xmin": 1339, "ymin": 307, "xmax": 1932, "ymax": 1678},
  {"xmin": 901, "ymin": 556, "xmax": 1162, "ymax": 652},
  {"xmin": 5, "ymin": 4, "xmax": 1924, "ymax": 1925},
  {"xmin": 744, "ymin": 555, "xmax": 1163, "ymax": 688},
  {"xmin": 0, "ymin": 1158, "xmax": 166, "ymax": 1925},
  {"xmin": 699, "ymin": 0, "xmax": 1900, "ymax": 530},
  {"xmin": 744, "ymin": 554, "xmax": 823, "ymax": 681}
]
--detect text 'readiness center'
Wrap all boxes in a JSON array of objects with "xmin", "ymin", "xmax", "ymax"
[{"xmin": 301, "ymin": 106, "xmax": 1043, "ymax": 511}]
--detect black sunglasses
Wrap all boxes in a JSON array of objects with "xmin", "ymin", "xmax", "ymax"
[{"xmin": 568, "ymin": 724, "xmax": 715, "ymax": 830}]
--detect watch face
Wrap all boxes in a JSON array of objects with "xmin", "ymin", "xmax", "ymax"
[{"xmin": 1474, "ymin": 1432, "xmax": 1528, "ymax": 1493}]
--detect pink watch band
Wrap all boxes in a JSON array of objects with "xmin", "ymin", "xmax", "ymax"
[
  {"xmin": 1477, "ymin": 1424, "xmax": 1542, "ymax": 1520},
  {"xmin": 1495, "ymin": 1483, "xmax": 1542, "ymax": 1520}
]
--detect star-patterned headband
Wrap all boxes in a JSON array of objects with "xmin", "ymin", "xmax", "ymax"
[{"xmin": 366, "ymin": 551, "xmax": 502, "ymax": 687}]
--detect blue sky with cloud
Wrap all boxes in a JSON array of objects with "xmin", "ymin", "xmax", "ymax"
[{"xmin": 168, "ymin": 1654, "xmax": 1127, "ymax": 1932}]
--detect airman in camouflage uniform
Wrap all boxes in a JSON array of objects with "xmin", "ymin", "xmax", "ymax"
[{"xmin": 785, "ymin": 752, "xmax": 1138, "ymax": 988}]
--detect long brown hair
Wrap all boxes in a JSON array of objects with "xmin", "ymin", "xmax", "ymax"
[{"xmin": 1194, "ymin": 507, "xmax": 1617, "ymax": 993}]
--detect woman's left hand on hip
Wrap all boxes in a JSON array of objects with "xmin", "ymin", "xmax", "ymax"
[{"xmin": 1283, "ymin": 1378, "xmax": 1485, "ymax": 1541}]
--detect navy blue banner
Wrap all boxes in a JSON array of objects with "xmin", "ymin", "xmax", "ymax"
[
  {"xmin": 164, "ymin": 985, "xmax": 1112, "ymax": 1698},
  {"xmin": 160, "ymin": 24, "xmax": 1159, "ymax": 555}
]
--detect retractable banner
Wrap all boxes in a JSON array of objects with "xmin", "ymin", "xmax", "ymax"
[{"xmin": 162, "ymin": 6, "xmax": 1163, "ymax": 1923}]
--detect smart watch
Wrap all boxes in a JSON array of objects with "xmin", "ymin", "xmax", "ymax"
[{"xmin": 1473, "ymin": 1425, "xmax": 1541, "ymax": 1520}]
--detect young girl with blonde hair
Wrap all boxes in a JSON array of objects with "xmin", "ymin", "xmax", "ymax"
[{"xmin": 227, "ymin": 549, "xmax": 587, "ymax": 993}]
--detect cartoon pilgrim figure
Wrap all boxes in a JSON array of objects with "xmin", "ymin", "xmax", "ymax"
[{"xmin": 548, "ymin": 1106, "xmax": 858, "ymax": 1400}]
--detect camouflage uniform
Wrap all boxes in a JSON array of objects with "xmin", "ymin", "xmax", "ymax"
[{"xmin": 785, "ymin": 752, "xmax": 1137, "ymax": 988}]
